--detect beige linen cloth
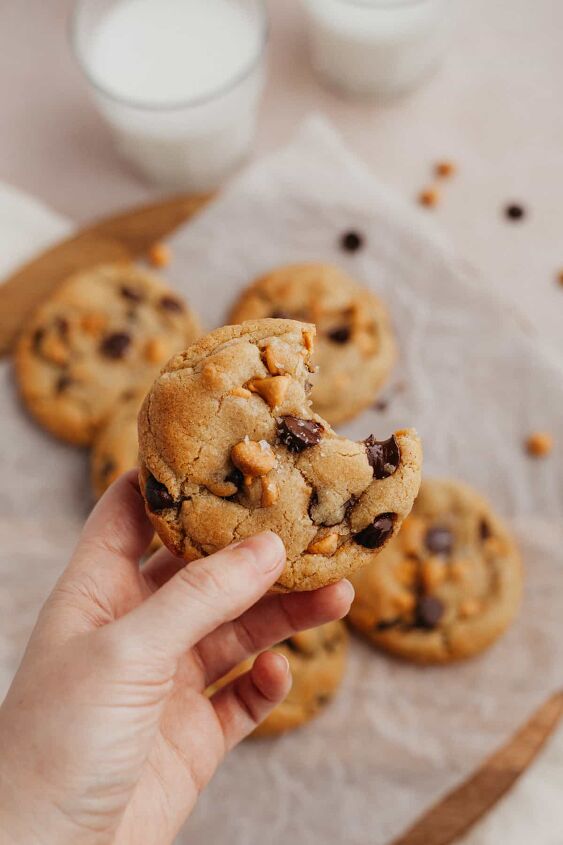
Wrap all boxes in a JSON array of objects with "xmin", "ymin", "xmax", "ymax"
[{"xmin": 0, "ymin": 120, "xmax": 562, "ymax": 844}]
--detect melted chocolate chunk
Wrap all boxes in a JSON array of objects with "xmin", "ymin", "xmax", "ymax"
[
  {"xmin": 270, "ymin": 309, "xmax": 291, "ymax": 319},
  {"xmin": 425, "ymin": 525, "xmax": 454, "ymax": 556},
  {"xmin": 340, "ymin": 230, "xmax": 364, "ymax": 253},
  {"xmin": 145, "ymin": 474, "xmax": 176, "ymax": 511},
  {"xmin": 55, "ymin": 374, "xmax": 72, "ymax": 394},
  {"xmin": 353, "ymin": 512, "xmax": 396, "ymax": 549},
  {"xmin": 364, "ymin": 434, "xmax": 400, "ymax": 479},
  {"xmin": 225, "ymin": 467, "xmax": 244, "ymax": 489},
  {"xmin": 278, "ymin": 415, "xmax": 324, "ymax": 452},
  {"xmin": 55, "ymin": 316, "xmax": 69, "ymax": 337},
  {"xmin": 479, "ymin": 518, "xmax": 491, "ymax": 541},
  {"xmin": 160, "ymin": 295, "xmax": 184, "ymax": 313},
  {"xmin": 281, "ymin": 638, "xmax": 301, "ymax": 654},
  {"xmin": 415, "ymin": 595, "xmax": 444, "ymax": 629},
  {"xmin": 120, "ymin": 285, "xmax": 143, "ymax": 303},
  {"xmin": 316, "ymin": 693, "xmax": 332, "ymax": 707},
  {"xmin": 327, "ymin": 325, "xmax": 351, "ymax": 344},
  {"xmin": 99, "ymin": 331, "xmax": 131, "ymax": 359}
]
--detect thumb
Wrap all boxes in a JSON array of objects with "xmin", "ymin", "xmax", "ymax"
[{"xmin": 113, "ymin": 532, "xmax": 285, "ymax": 659}]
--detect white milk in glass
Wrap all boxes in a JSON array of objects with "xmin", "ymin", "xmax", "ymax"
[
  {"xmin": 304, "ymin": 0, "xmax": 453, "ymax": 99},
  {"xmin": 75, "ymin": 0, "xmax": 266, "ymax": 189}
]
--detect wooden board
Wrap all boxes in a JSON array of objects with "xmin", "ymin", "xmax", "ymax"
[
  {"xmin": 0, "ymin": 193, "xmax": 211, "ymax": 356},
  {"xmin": 0, "ymin": 193, "xmax": 561, "ymax": 844}
]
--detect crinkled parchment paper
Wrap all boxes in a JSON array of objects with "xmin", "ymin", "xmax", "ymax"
[{"xmin": 1, "ymin": 118, "xmax": 562, "ymax": 844}]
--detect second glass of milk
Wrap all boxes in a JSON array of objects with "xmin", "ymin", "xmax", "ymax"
[
  {"xmin": 304, "ymin": 0, "xmax": 455, "ymax": 100},
  {"xmin": 71, "ymin": 0, "xmax": 267, "ymax": 191}
]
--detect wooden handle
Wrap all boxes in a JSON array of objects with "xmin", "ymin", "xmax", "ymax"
[
  {"xmin": 0, "ymin": 193, "xmax": 211, "ymax": 356},
  {"xmin": 390, "ymin": 690, "xmax": 563, "ymax": 845}
]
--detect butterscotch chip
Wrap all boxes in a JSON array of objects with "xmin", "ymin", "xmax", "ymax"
[
  {"xmin": 16, "ymin": 263, "xmax": 200, "ymax": 445},
  {"xmin": 229, "ymin": 386, "xmax": 252, "ymax": 398},
  {"xmin": 418, "ymin": 188, "xmax": 439, "ymax": 208},
  {"xmin": 395, "ymin": 557, "xmax": 417, "ymax": 586},
  {"xmin": 144, "ymin": 337, "xmax": 167, "ymax": 363},
  {"xmin": 260, "ymin": 475, "xmax": 279, "ymax": 508},
  {"xmin": 207, "ymin": 480, "xmax": 238, "ymax": 498},
  {"xmin": 231, "ymin": 439, "xmax": 276, "ymax": 478},
  {"xmin": 246, "ymin": 374, "xmax": 290, "ymax": 409},
  {"xmin": 80, "ymin": 312, "xmax": 107, "ymax": 336},
  {"xmin": 263, "ymin": 344, "xmax": 284, "ymax": 375},
  {"xmin": 435, "ymin": 161, "xmax": 456, "ymax": 178},
  {"xmin": 302, "ymin": 328, "xmax": 315, "ymax": 352},
  {"xmin": 349, "ymin": 478, "xmax": 522, "ymax": 663},
  {"xmin": 307, "ymin": 532, "xmax": 339, "ymax": 556},
  {"xmin": 525, "ymin": 431, "xmax": 553, "ymax": 457},
  {"xmin": 138, "ymin": 319, "xmax": 422, "ymax": 591},
  {"xmin": 147, "ymin": 242, "xmax": 171, "ymax": 268}
]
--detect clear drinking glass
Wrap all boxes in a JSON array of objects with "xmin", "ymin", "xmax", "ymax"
[
  {"xmin": 303, "ymin": 0, "xmax": 455, "ymax": 100},
  {"xmin": 71, "ymin": 0, "xmax": 268, "ymax": 191}
]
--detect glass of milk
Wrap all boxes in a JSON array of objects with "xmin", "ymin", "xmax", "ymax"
[
  {"xmin": 71, "ymin": 0, "xmax": 268, "ymax": 190},
  {"xmin": 303, "ymin": 0, "xmax": 455, "ymax": 100}
]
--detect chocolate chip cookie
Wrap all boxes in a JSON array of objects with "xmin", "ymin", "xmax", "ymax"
[
  {"xmin": 16, "ymin": 263, "xmax": 201, "ymax": 445},
  {"xmin": 138, "ymin": 319, "xmax": 422, "ymax": 591},
  {"xmin": 348, "ymin": 479, "xmax": 523, "ymax": 663},
  {"xmin": 90, "ymin": 388, "xmax": 147, "ymax": 498},
  {"xmin": 209, "ymin": 621, "xmax": 348, "ymax": 737},
  {"xmin": 228, "ymin": 263, "xmax": 396, "ymax": 426}
]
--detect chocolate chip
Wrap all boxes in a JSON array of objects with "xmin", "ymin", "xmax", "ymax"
[
  {"xmin": 225, "ymin": 467, "xmax": 244, "ymax": 489},
  {"xmin": 281, "ymin": 638, "xmax": 301, "ymax": 654},
  {"xmin": 425, "ymin": 525, "xmax": 454, "ymax": 556},
  {"xmin": 373, "ymin": 398, "xmax": 389, "ymax": 412},
  {"xmin": 120, "ymin": 285, "xmax": 143, "ymax": 303},
  {"xmin": 505, "ymin": 203, "xmax": 525, "ymax": 221},
  {"xmin": 340, "ymin": 230, "xmax": 364, "ymax": 252},
  {"xmin": 55, "ymin": 316, "xmax": 69, "ymax": 337},
  {"xmin": 364, "ymin": 434, "xmax": 400, "ymax": 479},
  {"xmin": 374, "ymin": 617, "xmax": 402, "ymax": 631},
  {"xmin": 327, "ymin": 325, "xmax": 351, "ymax": 344},
  {"xmin": 55, "ymin": 374, "xmax": 72, "ymax": 394},
  {"xmin": 415, "ymin": 595, "xmax": 444, "ymax": 629},
  {"xmin": 353, "ymin": 512, "xmax": 396, "ymax": 549},
  {"xmin": 99, "ymin": 331, "xmax": 131, "ymax": 359},
  {"xmin": 316, "ymin": 693, "xmax": 332, "ymax": 707},
  {"xmin": 160, "ymin": 295, "xmax": 184, "ymax": 313},
  {"xmin": 145, "ymin": 474, "xmax": 176, "ymax": 511},
  {"xmin": 32, "ymin": 327, "xmax": 45, "ymax": 351},
  {"xmin": 278, "ymin": 415, "xmax": 324, "ymax": 452},
  {"xmin": 100, "ymin": 458, "xmax": 116, "ymax": 480},
  {"xmin": 479, "ymin": 518, "xmax": 491, "ymax": 540},
  {"xmin": 270, "ymin": 309, "xmax": 291, "ymax": 319}
]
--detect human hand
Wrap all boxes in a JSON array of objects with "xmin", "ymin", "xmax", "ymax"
[{"xmin": 0, "ymin": 471, "xmax": 353, "ymax": 845}]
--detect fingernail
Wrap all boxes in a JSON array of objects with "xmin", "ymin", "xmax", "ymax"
[
  {"xmin": 341, "ymin": 579, "xmax": 355, "ymax": 603},
  {"xmin": 273, "ymin": 652, "xmax": 290, "ymax": 675},
  {"xmin": 237, "ymin": 531, "xmax": 286, "ymax": 573}
]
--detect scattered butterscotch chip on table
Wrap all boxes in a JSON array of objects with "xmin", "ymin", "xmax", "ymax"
[
  {"xmin": 147, "ymin": 241, "xmax": 172, "ymax": 268},
  {"xmin": 418, "ymin": 187, "xmax": 440, "ymax": 208},
  {"xmin": 525, "ymin": 431, "xmax": 554, "ymax": 457},
  {"xmin": 434, "ymin": 160, "xmax": 456, "ymax": 178},
  {"xmin": 138, "ymin": 318, "xmax": 422, "ymax": 592}
]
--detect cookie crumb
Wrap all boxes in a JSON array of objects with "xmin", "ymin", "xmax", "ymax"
[
  {"xmin": 418, "ymin": 187, "xmax": 439, "ymax": 208},
  {"xmin": 148, "ymin": 242, "xmax": 171, "ymax": 268},
  {"xmin": 435, "ymin": 160, "xmax": 456, "ymax": 179},
  {"xmin": 340, "ymin": 231, "xmax": 364, "ymax": 253},
  {"xmin": 504, "ymin": 203, "xmax": 525, "ymax": 221},
  {"xmin": 525, "ymin": 431, "xmax": 553, "ymax": 457},
  {"xmin": 556, "ymin": 270, "xmax": 563, "ymax": 287}
]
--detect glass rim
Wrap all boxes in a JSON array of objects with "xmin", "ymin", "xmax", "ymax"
[{"xmin": 69, "ymin": 0, "xmax": 269, "ymax": 112}]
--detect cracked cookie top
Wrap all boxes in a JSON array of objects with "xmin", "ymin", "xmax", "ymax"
[
  {"xmin": 228, "ymin": 263, "xmax": 396, "ymax": 426},
  {"xmin": 348, "ymin": 478, "xmax": 523, "ymax": 663},
  {"xmin": 208, "ymin": 620, "xmax": 348, "ymax": 737},
  {"xmin": 138, "ymin": 319, "xmax": 422, "ymax": 591},
  {"xmin": 15, "ymin": 263, "xmax": 201, "ymax": 445}
]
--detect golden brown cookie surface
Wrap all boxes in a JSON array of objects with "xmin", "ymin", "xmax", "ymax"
[
  {"xmin": 16, "ymin": 263, "xmax": 201, "ymax": 445},
  {"xmin": 138, "ymin": 319, "xmax": 422, "ymax": 591},
  {"xmin": 229, "ymin": 263, "xmax": 396, "ymax": 426},
  {"xmin": 349, "ymin": 478, "xmax": 523, "ymax": 663}
]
